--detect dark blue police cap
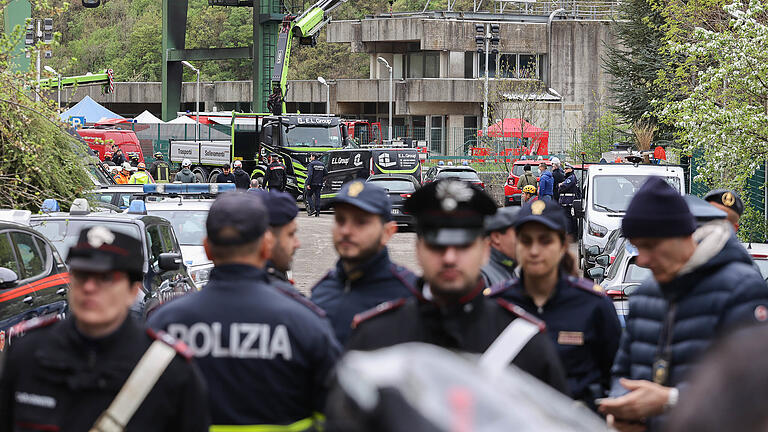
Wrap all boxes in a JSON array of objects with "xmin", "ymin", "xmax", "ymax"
[
  {"xmin": 332, "ymin": 180, "xmax": 392, "ymax": 221},
  {"xmin": 248, "ymin": 189, "xmax": 298, "ymax": 226},
  {"xmin": 67, "ymin": 226, "xmax": 143, "ymax": 274},
  {"xmin": 405, "ymin": 180, "xmax": 497, "ymax": 246},
  {"xmin": 485, "ymin": 206, "xmax": 520, "ymax": 234},
  {"xmin": 704, "ymin": 188, "xmax": 744, "ymax": 216},
  {"xmin": 207, "ymin": 191, "xmax": 269, "ymax": 245},
  {"xmin": 514, "ymin": 199, "xmax": 568, "ymax": 232}
]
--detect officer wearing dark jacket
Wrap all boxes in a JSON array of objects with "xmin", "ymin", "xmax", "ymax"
[
  {"xmin": 232, "ymin": 160, "xmax": 251, "ymax": 189},
  {"xmin": 265, "ymin": 154, "xmax": 287, "ymax": 192},
  {"xmin": 346, "ymin": 181, "xmax": 569, "ymax": 394},
  {"xmin": 551, "ymin": 157, "xmax": 565, "ymax": 202},
  {"xmin": 215, "ymin": 164, "xmax": 236, "ymax": 184},
  {"xmin": 558, "ymin": 163, "xmax": 580, "ymax": 235},
  {"xmin": 480, "ymin": 206, "xmax": 520, "ymax": 287},
  {"xmin": 306, "ymin": 153, "xmax": 325, "ymax": 216},
  {"xmin": 148, "ymin": 192, "xmax": 341, "ymax": 430},
  {"xmin": 311, "ymin": 180, "xmax": 417, "ymax": 345},
  {"xmin": 598, "ymin": 177, "xmax": 768, "ymax": 432},
  {"xmin": 490, "ymin": 200, "xmax": 621, "ymax": 408},
  {"xmin": 0, "ymin": 227, "xmax": 209, "ymax": 432}
]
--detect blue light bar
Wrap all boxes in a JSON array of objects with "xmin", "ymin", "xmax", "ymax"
[
  {"xmin": 142, "ymin": 183, "xmax": 235, "ymax": 195},
  {"xmin": 127, "ymin": 200, "xmax": 147, "ymax": 215},
  {"xmin": 40, "ymin": 199, "xmax": 60, "ymax": 213}
]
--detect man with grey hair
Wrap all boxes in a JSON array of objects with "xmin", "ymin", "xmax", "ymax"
[{"xmin": 550, "ymin": 157, "xmax": 564, "ymax": 202}]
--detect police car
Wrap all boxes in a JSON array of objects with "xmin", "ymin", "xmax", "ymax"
[
  {"xmin": 0, "ymin": 210, "xmax": 69, "ymax": 352},
  {"xmin": 28, "ymin": 198, "xmax": 194, "ymax": 317},
  {"xmin": 132, "ymin": 183, "xmax": 236, "ymax": 288},
  {"xmin": 89, "ymin": 185, "xmax": 146, "ymax": 210}
]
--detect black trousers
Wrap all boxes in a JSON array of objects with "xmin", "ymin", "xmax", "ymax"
[{"xmin": 307, "ymin": 184, "xmax": 322, "ymax": 213}]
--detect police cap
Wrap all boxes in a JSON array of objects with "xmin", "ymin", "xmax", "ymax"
[
  {"xmin": 248, "ymin": 189, "xmax": 298, "ymax": 226},
  {"xmin": 704, "ymin": 188, "xmax": 744, "ymax": 216},
  {"xmin": 485, "ymin": 206, "xmax": 520, "ymax": 234},
  {"xmin": 206, "ymin": 191, "xmax": 269, "ymax": 245},
  {"xmin": 332, "ymin": 180, "xmax": 392, "ymax": 221},
  {"xmin": 405, "ymin": 180, "xmax": 497, "ymax": 246},
  {"xmin": 515, "ymin": 199, "xmax": 568, "ymax": 232},
  {"xmin": 66, "ymin": 226, "xmax": 143, "ymax": 275}
]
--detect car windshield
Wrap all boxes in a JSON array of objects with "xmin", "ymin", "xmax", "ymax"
[
  {"xmin": 368, "ymin": 179, "xmax": 416, "ymax": 192},
  {"xmin": 437, "ymin": 170, "xmax": 480, "ymax": 181},
  {"xmin": 150, "ymin": 210, "xmax": 208, "ymax": 246},
  {"xmin": 593, "ymin": 175, "xmax": 681, "ymax": 213},
  {"xmin": 29, "ymin": 219, "xmax": 142, "ymax": 258},
  {"xmin": 624, "ymin": 260, "xmax": 652, "ymax": 283},
  {"xmin": 87, "ymin": 162, "xmax": 114, "ymax": 186},
  {"xmin": 754, "ymin": 259, "xmax": 768, "ymax": 280},
  {"xmin": 285, "ymin": 126, "xmax": 342, "ymax": 148}
]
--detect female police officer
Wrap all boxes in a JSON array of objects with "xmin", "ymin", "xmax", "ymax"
[{"xmin": 491, "ymin": 199, "xmax": 622, "ymax": 408}]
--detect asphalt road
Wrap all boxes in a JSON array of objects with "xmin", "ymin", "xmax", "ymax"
[{"xmin": 291, "ymin": 210, "xmax": 420, "ymax": 296}]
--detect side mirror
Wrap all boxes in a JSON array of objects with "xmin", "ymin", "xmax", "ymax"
[
  {"xmin": 158, "ymin": 253, "xmax": 182, "ymax": 272},
  {"xmin": 623, "ymin": 283, "xmax": 641, "ymax": 297},
  {"xmin": 586, "ymin": 245, "xmax": 601, "ymax": 256},
  {"xmin": 0, "ymin": 267, "xmax": 19, "ymax": 289},
  {"xmin": 82, "ymin": 0, "xmax": 101, "ymax": 7},
  {"xmin": 573, "ymin": 199, "xmax": 583, "ymax": 216},
  {"xmin": 595, "ymin": 254, "xmax": 610, "ymax": 267},
  {"xmin": 587, "ymin": 266, "xmax": 606, "ymax": 282}
]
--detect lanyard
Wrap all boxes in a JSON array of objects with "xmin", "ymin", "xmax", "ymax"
[{"xmin": 652, "ymin": 303, "xmax": 677, "ymax": 385}]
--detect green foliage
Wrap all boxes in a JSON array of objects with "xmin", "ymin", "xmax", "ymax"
[
  {"xmin": 568, "ymin": 110, "xmax": 627, "ymax": 162},
  {"xmin": 738, "ymin": 205, "xmax": 767, "ymax": 243},
  {"xmin": 0, "ymin": 12, "xmax": 94, "ymax": 210}
]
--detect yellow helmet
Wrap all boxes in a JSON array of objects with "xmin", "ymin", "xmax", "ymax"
[{"xmin": 522, "ymin": 185, "xmax": 536, "ymax": 194}]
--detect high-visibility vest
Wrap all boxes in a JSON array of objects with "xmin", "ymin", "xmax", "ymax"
[
  {"xmin": 129, "ymin": 170, "xmax": 153, "ymax": 184},
  {"xmin": 114, "ymin": 172, "xmax": 131, "ymax": 184},
  {"xmin": 209, "ymin": 413, "xmax": 323, "ymax": 432}
]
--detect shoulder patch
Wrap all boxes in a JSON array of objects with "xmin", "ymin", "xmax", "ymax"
[
  {"xmin": 146, "ymin": 328, "xmax": 193, "ymax": 361},
  {"xmin": 389, "ymin": 264, "xmax": 419, "ymax": 296},
  {"xmin": 485, "ymin": 277, "xmax": 520, "ymax": 297},
  {"xmin": 568, "ymin": 276, "xmax": 606, "ymax": 297},
  {"xmin": 8, "ymin": 314, "xmax": 61, "ymax": 340},
  {"xmin": 274, "ymin": 283, "xmax": 327, "ymax": 317},
  {"xmin": 352, "ymin": 298, "xmax": 407, "ymax": 329},
  {"xmin": 495, "ymin": 298, "xmax": 546, "ymax": 332}
]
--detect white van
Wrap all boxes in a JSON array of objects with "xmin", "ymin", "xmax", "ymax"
[{"xmin": 575, "ymin": 163, "xmax": 686, "ymax": 269}]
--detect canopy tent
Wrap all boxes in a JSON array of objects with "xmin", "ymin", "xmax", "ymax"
[
  {"xmin": 60, "ymin": 96, "xmax": 124, "ymax": 124},
  {"xmin": 134, "ymin": 110, "xmax": 165, "ymax": 124},
  {"xmin": 480, "ymin": 118, "xmax": 549, "ymax": 155},
  {"xmin": 167, "ymin": 115, "xmax": 197, "ymax": 124}
]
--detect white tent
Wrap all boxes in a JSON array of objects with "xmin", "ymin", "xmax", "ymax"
[
  {"xmin": 167, "ymin": 115, "xmax": 197, "ymax": 124},
  {"xmin": 134, "ymin": 110, "xmax": 164, "ymax": 124}
]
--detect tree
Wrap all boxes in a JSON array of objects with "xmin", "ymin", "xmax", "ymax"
[{"xmin": 568, "ymin": 110, "xmax": 627, "ymax": 162}]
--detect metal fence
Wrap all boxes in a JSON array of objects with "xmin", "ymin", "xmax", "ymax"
[{"xmin": 491, "ymin": 0, "xmax": 621, "ymax": 19}]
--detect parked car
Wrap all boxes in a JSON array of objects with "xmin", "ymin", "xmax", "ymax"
[
  {"xmin": 0, "ymin": 210, "xmax": 69, "ymax": 353},
  {"xmin": 423, "ymin": 165, "xmax": 476, "ymax": 184},
  {"xmin": 587, "ymin": 241, "xmax": 649, "ymax": 327},
  {"xmin": 365, "ymin": 174, "xmax": 421, "ymax": 229},
  {"xmin": 502, "ymin": 159, "xmax": 552, "ymax": 206},
  {"xmin": 743, "ymin": 243, "xmax": 768, "ymax": 280},
  {"xmin": 433, "ymin": 167, "xmax": 485, "ymax": 190}
]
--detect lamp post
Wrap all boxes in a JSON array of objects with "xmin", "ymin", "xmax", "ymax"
[
  {"xmin": 377, "ymin": 56, "xmax": 393, "ymax": 142},
  {"xmin": 181, "ymin": 60, "xmax": 200, "ymax": 142},
  {"xmin": 44, "ymin": 65, "xmax": 60, "ymax": 110},
  {"xmin": 547, "ymin": 9, "xmax": 565, "ymax": 89},
  {"xmin": 317, "ymin": 76, "xmax": 330, "ymax": 114},
  {"xmin": 548, "ymin": 87, "xmax": 564, "ymax": 152}
]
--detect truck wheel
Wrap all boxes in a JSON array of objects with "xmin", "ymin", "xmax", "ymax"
[
  {"xmin": 192, "ymin": 166, "xmax": 209, "ymax": 183},
  {"xmin": 207, "ymin": 169, "xmax": 221, "ymax": 183}
]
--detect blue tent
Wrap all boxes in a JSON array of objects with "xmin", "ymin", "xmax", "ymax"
[{"xmin": 60, "ymin": 95, "xmax": 124, "ymax": 124}]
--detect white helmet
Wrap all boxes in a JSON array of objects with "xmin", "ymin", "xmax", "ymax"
[
  {"xmin": 233, "ymin": 160, "xmax": 243, "ymax": 168},
  {"xmin": 182, "ymin": 159, "xmax": 191, "ymax": 167},
  {"xmin": 121, "ymin": 162, "xmax": 132, "ymax": 171},
  {"xmin": 551, "ymin": 157, "xmax": 560, "ymax": 166}
]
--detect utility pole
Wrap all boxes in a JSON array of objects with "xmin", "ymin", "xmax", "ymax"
[
  {"xmin": 475, "ymin": 23, "xmax": 499, "ymax": 135},
  {"xmin": 377, "ymin": 57, "xmax": 393, "ymax": 142},
  {"xmin": 182, "ymin": 61, "xmax": 200, "ymax": 142},
  {"xmin": 35, "ymin": 20, "xmax": 41, "ymax": 102}
]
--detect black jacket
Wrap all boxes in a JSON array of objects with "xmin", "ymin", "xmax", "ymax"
[
  {"xmin": 311, "ymin": 249, "xmax": 417, "ymax": 345},
  {"xmin": 265, "ymin": 161, "xmax": 287, "ymax": 191},
  {"xmin": 215, "ymin": 172, "xmax": 236, "ymax": 184},
  {"xmin": 0, "ymin": 316, "xmax": 209, "ymax": 432},
  {"xmin": 149, "ymin": 160, "xmax": 170, "ymax": 182},
  {"xmin": 558, "ymin": 171, "xmax": 580, "ymax": 206},
  {"xmin": 307, "ymin": 160, "xmax": 325, "ymax": 186},
  {"xmin": 347, "ymin": 280, "xmax": 570, "ymax": 394},
  {"xmin": 480, "ymin": 247, "xmax": 516, "ymax": 287},
  {"xmin": 233, "ymin": 168, "xmax": 251, "ymax": 189},
  {"xmin": 148, "ymin": 264, "xmax": 341, "ymax": 427},
  {"xmin": 112, "ymin": 152, "xmax": 125, "ymax": 166},
  {"xmin": 552, "ymin": 167, "xmax": 565, "ymax": 201}
]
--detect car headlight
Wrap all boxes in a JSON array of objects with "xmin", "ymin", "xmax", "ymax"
[
  {"xmin": 588, "ymin": 221, "xmax": 608, "ymax": 238},
  {"xmin": 190, "ymin": 267, "xmax": 212, "ymax": 286}
]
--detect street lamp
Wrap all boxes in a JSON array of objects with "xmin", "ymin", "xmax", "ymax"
[
  {"xmin": 377, "ymin": 56, "xmax": 393, "ymax": 142},
  {"xmin": 317, "ymin": 76, "xmax": 330, "ymax": 114},
  {"xmin": 548, "ymin": 87, "xmax": 565, "ymax": 152},
  {"xmin": 181, "ymin": 60, "xmax": 200, "ymax": 142},
  {"xmin": 44, "ymin": 65, "xmax": 61, "ymax": 110}
]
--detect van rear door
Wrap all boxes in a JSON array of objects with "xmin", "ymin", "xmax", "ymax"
[{"xmin": 371, "ymin": 149, "xmax": 422, "ymax": 183}]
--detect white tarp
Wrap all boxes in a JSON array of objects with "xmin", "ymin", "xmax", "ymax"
[
  {"xmin": 167, "ymin": 115, "xmax": 197, "ymax": 124},
  {"xmin": 134, "ymin": 110, "xmax": 164, "ymax": 124}
]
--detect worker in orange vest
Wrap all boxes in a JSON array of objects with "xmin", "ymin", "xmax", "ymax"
[{"xmin": 113, "ymin": 162, "xmax": 132, "ymax": 184}]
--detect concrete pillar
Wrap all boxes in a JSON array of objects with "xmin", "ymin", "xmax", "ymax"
[
  {"xmin": 448, "ymin": 52, "xmax": 464, "ymax": 78},
  {"xmin": 447, "ymin": 114, "xmax": 465, "ymax": 156}
]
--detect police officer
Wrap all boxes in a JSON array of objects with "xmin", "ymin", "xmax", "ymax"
[
  {"xmin": 311, "ymin": 180, "xmax": 417, "ymax": 345},
  {"xmin": 215, "ymin": 163, "xmax": 236, "ymax": 184},
  {"xmin": 490, "ymin": 200, "xmax": 621, "ymax": 408},
  {"xmin": 346, "ymin": 180, "xmax": 569, "ymax": 393},
  {"xmin": 557, "ymin": 162, "xmax": 581, "ymax": 236},
  {"xmin": 265, "ymin": 153, "xmax": 287, "ymax": 192},
  {"xmin": 148, "ymin": 191, "xmax": 340, "ymax": 430},
  {"xmin": 480, "ymin": 206, "xmax": 520, "ymax": 287},
  {"xmin": 149, "ymin": 151, "xmax": 170, "ymax": 183},
  {"xmin": 0, "ymin": 227, "xmax": 209, "ymax": 431},
  {"xmin": 306, "ymin": 153, "xmax": 325, "ymax": 216},
  {"xmin": 112, "ymin": 148, "xmax": 125, "ymax": 166},
  {"xmin": 704, "ymin": 188, "xmax": 744, "ymax": 232}
]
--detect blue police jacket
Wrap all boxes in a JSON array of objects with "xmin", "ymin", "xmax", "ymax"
[
  {"xmin": 611, "ymin": 230, "xmax": 768, "ymax": 430},
  {"xmin": 307, "ymin": 160, "xmax": 325, "ymax": 186},
  {"xmin": 538, "ymin": 170, "xmax": 554, "ymax": 198},
  {"xmin": 148, "ymin": 264, "xmax": 341, "ymax": 428},
  {"xmin": 492, "ymin": 272, "xmax": 621, "ymax": 402},
  {"xmin": 311, "ymin": 248, "xmax": 417, "ymax": 345},
  {"xmin": 558, "ymin": 172, "xmax": 580, "ymax": 206}
]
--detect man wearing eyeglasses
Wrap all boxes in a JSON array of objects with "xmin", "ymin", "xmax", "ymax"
[{"xmin": 0, "ymin": 226, "xmax": 209, "ymax": 431}]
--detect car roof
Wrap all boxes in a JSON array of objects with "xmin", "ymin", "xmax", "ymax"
[
  {"xmin": 367, "ymin": 174, "xmax": 418, "ymax": 181},
  {"xmin": 144, "ymin": 199, "xmax": 214, "ymax": 211},
  {"xmin": 92, "ymin": 185, "xmax": 145, "ymax": 193},
  {"xmin": 743, "ymin": 243, "xmax": 768, "ymax": 257},
  {"xmin": 438, "ymin": 166, "xmax": 478, "ymax": 173},
  {"xmin": 31, "ymin": 212, "xmax": 169, "ymax": 226}
]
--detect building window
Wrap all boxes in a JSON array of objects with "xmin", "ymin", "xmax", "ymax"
[
  {"xmin": 406, "ymin": 52, "xmax": 440, "ymax": 78},
  {"xmin": 478, "ymin": 53, "xmax": 545, "ymax": 79},
  {"xmin": 478, "ymin": 53, "xmax": 497, "ymax": 78},
  {"xmin": 464, "ymin": 52, "xmax": 474, "ymax": 78}
]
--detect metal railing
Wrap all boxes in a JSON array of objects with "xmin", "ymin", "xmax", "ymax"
[{"xmin": 491, "ymin": 0, "xmax": 620, "ymax": 19}]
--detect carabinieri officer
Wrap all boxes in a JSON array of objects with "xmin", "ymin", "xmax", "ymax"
[{"xmin": 489, "ymin": 199, "xmax": 622, "ymax": 408}]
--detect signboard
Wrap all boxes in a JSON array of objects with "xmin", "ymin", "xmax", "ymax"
[
  {"xmin": 169, "ymin": 141, "xmax": 200, "ymax": 163},
  {"xmin": 68, "ymin": 116, "xmax": 86, "ymax": 129},
  {"xmin": 199, "ymin": 142, "xmax": 231, "ymax": 165}
]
